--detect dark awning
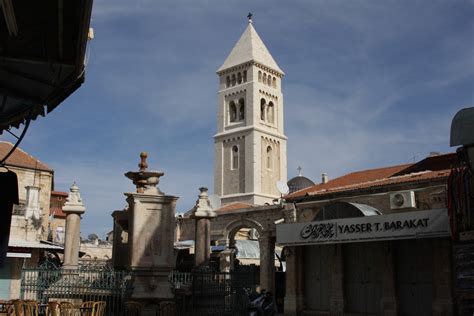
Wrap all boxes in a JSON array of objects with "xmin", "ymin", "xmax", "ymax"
[{"xmin": 0, "ymin": 0, "xmax": 93, "ymax": 132}]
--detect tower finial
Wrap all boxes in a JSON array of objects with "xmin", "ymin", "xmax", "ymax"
[
  {"xmin": 247, "ymin": 12, "xmax": 253, "ymax": 23},
  {"xmin": 297, "ymin": 166, "xmax": 302, "ymax": 176}
]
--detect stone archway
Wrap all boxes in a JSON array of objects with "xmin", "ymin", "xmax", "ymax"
[
  {"xmin": 224, "ymin": 218, "xmax": 264, "ymax": 248},
  {"xmin": 223, "ymin": 218, "xmax": 275, "ymax": 292}
]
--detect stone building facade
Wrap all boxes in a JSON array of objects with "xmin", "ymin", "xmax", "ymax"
[
  {"xmin": 0, "ymin": 141, "xmax": 61, "ymax": 300},
  {"xmin": 214, "ymin": 19, "xmax": 287, "ymax": 206},
  {"xmin": 279, "ymin": 153, "xmax": 457, "ymax": 316}
]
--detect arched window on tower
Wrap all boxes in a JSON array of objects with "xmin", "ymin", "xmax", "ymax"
[
  {"xmin": 258, "ymin": 71, "xmax": 262, "ymax": 82},
  {"xmin": 267, "ymin": 101, "xmax": 274, "ymax": 124},
  {"xmin": 263, "ymin": 73, "xmax": 267, "ymax": 85},
  {"xmin": 238, "ymin": 98, "xmax": 245, "ymax": 121},
  {"xmin": 232, "ymin": 145, "xmax": 239, "ymax": 170},
  {"xmin": 266, "ymin": 146, "xmax": 272, "ymax": 169},
  {"xmin": 231, "ymin": 74, "xmax": 236, "ymax": 86},
  {"xmin": 243, "ymin": 70, "xmax": 247, "ymax": 82},
  {"xmin": 229, "ymin": 101, "xmax": 237, "ymax": 122},
  {"xmin": 272, "ymin": 77, "xmax": 277, "ymax": 88},
  {"xmin": 237, "ymin": 72, "xmax": 242, "ymax": 84},
  {"xmin": 226, "ymin": 76, "xmax": 230, "ymax": 88},
  {"xmin": 260, "ymin": 98, "xmax": 266, "ymax": 121}
]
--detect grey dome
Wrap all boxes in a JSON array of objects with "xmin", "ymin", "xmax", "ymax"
[{"xmin": 288, "ymin": 176, "xmax": 315, "ymax": 193}]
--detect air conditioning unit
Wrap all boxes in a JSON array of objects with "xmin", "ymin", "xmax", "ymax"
[{"xmin": 390, "ymin": 191, "xmax": 416, "ymax": 209}]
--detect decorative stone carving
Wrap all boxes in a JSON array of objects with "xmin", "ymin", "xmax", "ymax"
[
  {"xmin": 123, "ymin": 153, "xmax": 178, "ymax": 313},
  {"xmin": 125, "ymin": 152, "xmax": 164, "ymax": 195},
  {"xmin": 192, "ymin": 187, "xmax": 217, "ymax": 219}
]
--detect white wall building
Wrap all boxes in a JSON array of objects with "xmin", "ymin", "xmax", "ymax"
[{"xmin": 214, "ymin": 19, "xmax": 287, "ymax": 206}]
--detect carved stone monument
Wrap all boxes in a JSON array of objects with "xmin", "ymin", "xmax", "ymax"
[{"xmin": 124, "ymin": 152, "xmax": 178, "ymax": 314}]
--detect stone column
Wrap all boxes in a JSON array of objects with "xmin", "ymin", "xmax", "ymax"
[
  {"xmin": 381, "ymin": 242, "xmax": 398, "ymax": 316},
  {"xmin": 124, "ymin": 153, "xmax": 178, "ymax": 315},
  {"xmin": 259, "ymin": 231, "xmax": 275, "ymax": 293},
  {"xmin": 432, "ymin": 238, "xmax": 454, "ymax": 316},
  {"xmin": 284, "ymin": 246, "xmax": 304, "ymax": 315},
  {"xmin": 329, "ymin": 244, "xmax": 344, "ymax": 315},
  {"xmin": 111, "ymin": 210, "xmax": 129, "ymax": 270},
  {"xmin": 62, "ymin": 183, "xmax": 86, "ymax": 269},
  {"xmin": 191, "ymin": 188, "xmax": 216, "ymax": 267}
]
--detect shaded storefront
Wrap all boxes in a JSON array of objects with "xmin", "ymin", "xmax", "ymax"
[{"xmin": 278, "ymin": 206, "xmax": 453, "ymax": 315}]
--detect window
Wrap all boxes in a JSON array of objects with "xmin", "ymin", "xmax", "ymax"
[
  {"xmin": 260, "ymin": 98, "xmax": 266, "ymax": 121},
  {"xmin": 272, "ymin": 77, "xmax": 277, "ymax": 88},
  {"xmin": 243, "ymin": 70, "xmax": 247, "ymax": 82},
  {"xmin": 258, "ymin": 71, "xmax": 262, "ymax": 82},
  {"xmin": 237, "ymin": 72, "xmax": 242, "ymax": 84},
  {"xmin": 266, "ymin": 146, "xmax": 272, "ymax": 169},
  {"xmin": 232, "ymin": 146, "xmax": 239, "ymax": 169},
  {"xmin": 267, "ymin": 102, "xmax": 274, "ymax": 124},
  {"xmin": 226, "ymin": 76, "xmax": 230, "ymax": 88},
  {"xmin": 229, "ymin": 101, "xmax": 237, "ymax": 122},
  {"xmin": 232, "ymin": 74, "xmax": 236, "ymax": 86},
  {"xmin": 263, "ymin": 73, "xmax": 267, "ymax": 85},
  {"xmin": 238, "ymin": 98, "xmax": 245, "ymax": 120}
]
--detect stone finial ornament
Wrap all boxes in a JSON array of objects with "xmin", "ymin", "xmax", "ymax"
[
  {"xmin": 139, "ymin": 152, "xmax": 148, "ymax": 172},
  {"xmin": 125, "ymin": 152, "xmax": 164, "ymax": 194},
  {"xmin": 192, "ymin": 187, "xmax": 217, "ymax": 218},
  {"xmin": 63, "ymin": 182, "xmax": 85, "ymax": 214}
]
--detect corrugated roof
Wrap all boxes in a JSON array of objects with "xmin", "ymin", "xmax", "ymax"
[
  {"xmin": 0, "ymin": 141, "xmax": 52, "ymax": 171},
  {"xmin": 8, "ymin": 239, "xmax": 63, "ymax": 250}
]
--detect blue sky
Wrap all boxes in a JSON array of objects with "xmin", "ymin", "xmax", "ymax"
[{"xmin": 6, "ymin": 1, "xmax": 474, "ymax": 238}]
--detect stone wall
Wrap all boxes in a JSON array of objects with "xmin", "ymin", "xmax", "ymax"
[{"xmin": 10, "ymin": 165, "xmax": 53, "ymax": 240}]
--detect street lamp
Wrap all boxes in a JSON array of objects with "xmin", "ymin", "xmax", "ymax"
[{"xmin": 450, "ymin": 107, "xmax": 474, "ymax": 170}]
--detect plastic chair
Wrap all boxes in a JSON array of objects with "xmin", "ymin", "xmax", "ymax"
[
  {"xmin": 159, "ymin": 301, "xmax": 175, "ymax": 316},
  {"xmin": 59, "ymin": 302, "xmax": 77, "ymax": 316},
  {"xmin": 23, "ymin": 300, "xmax": 39, "ymax": 316},
  {"xmin": 79, "ymin": 301, "xmax": 94, "ymax": 316},
  {"xmin": 45, "ymin": 301, "xmax": 60, "ymax": 316},
  {"xmin": 5, "ymin": 300, "xmax": 16, "ymax": 316},
  {"xmin": 12, "ymin": 300, "xmax": 25, "ymax": 316},
  {"xmin": 124, "ymin": 301, "xmax": 141, "ymax": 316},
  {"xmin": 92, "ymin": 302, "xmax": 106, "ymax": 316}
]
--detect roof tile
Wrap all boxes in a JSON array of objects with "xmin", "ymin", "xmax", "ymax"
[{"xmin": 0, "ymin": 141, "xmax": 52, "ymax": 171}]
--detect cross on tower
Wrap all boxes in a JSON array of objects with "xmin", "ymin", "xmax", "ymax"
[{"xmin": 297, "ymin": 166, "xmax": 302, "ymax": 176}]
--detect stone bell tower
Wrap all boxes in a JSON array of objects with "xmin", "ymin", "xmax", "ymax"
[{"xmin": 214, "ymin": 14, "xmax": 287, "ymax": 206}]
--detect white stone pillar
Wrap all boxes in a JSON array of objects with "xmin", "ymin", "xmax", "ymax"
[
  {"xmin": 191, "ymin": 188, "xmax": 216, "ymax": 267},
  {"xmin": 284, "ymin": 246, "xmax": 304, "ymax": 315},
  {"xmin": 62, "ymin": 183, "xmax": 85, "ymax": 269},
  {"xmin": 111, "ymin": 210, "xmax": 129, "ymax": 270},
  {"xmin": 259, "ymin": 231, "xmax": 275, "ymax": 293}
]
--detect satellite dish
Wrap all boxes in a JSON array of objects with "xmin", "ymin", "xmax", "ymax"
[
  {"xmin": 208, "ymin": 194, "xmax": 222, "ymax": 210},
  {"xmin": 276, "ymin": 181, "xmax": 289, "ymax": 195}
]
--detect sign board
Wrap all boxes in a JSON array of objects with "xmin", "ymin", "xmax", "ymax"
[{"xmin": 277, "ymin": 209, "xmax": 450, "ymax": 246}]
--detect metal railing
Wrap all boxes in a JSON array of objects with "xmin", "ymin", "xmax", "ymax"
[
  {"xmin": 168, "ymin": 271, "xmax": 193, "ymax": 288},
  {"xmin": 20, "ymin": 265, "xmax": 131, "ymax": 316}
]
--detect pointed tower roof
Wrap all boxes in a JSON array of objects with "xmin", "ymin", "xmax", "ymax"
[{"xmin": 217, "ymin": 22, "xmax": 284, "ymax": 75}]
